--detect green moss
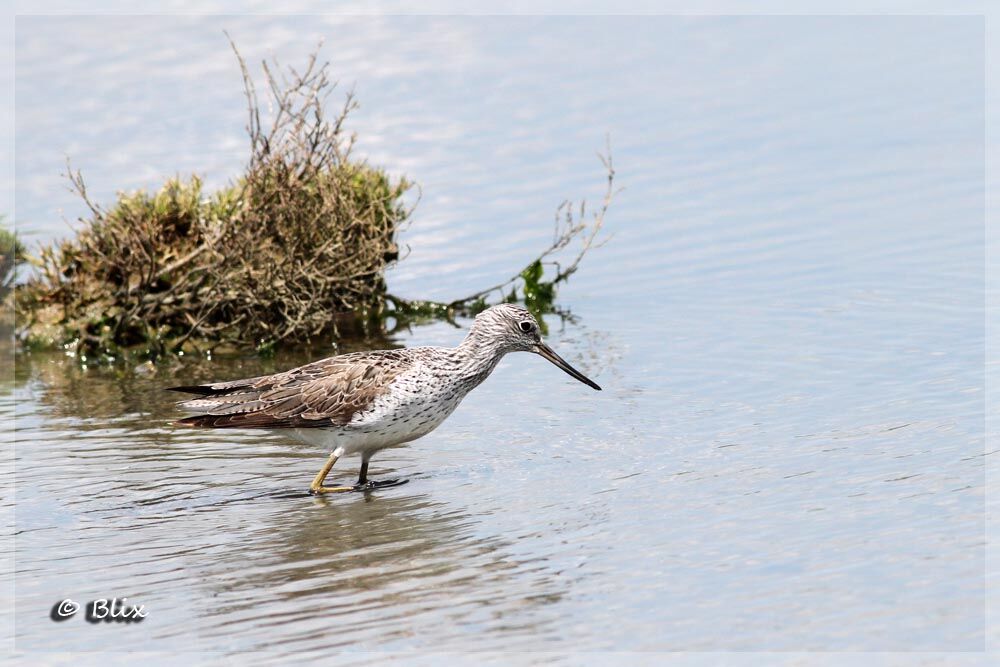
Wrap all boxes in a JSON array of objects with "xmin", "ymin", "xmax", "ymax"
[{"xmin": 519, "ymin": 259, "xmax": 556, "ymax": 314}]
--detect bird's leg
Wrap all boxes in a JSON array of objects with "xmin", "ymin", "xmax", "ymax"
[
  {"xmin": 351, "ymin": 453, "xmax": 407, "ymax": 491},
  {"xmin": 309, "ymin": 447, "xmax": 354, "ymax": 494},
  {"xmin": 352, "ymin": 455, "xmax": 378, "ymax": 491}
]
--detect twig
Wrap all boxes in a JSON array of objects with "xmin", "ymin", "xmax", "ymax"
[{"xmin": 446, "ymin": 144, "xmax": 617, "ymax": 307}]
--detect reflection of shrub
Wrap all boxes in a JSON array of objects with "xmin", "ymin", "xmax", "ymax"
[{"xmin": 16, "ymin": 45, "xmax": 411, "ymax": 359}]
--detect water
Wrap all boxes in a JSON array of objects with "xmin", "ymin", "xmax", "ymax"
[{"xmin": 9, "ymin": 14, "xmax": 986, "ymax": 659}]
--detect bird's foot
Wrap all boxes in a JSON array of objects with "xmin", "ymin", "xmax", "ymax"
[
  {"xmin": 308, "ymin": 484, "xmax": 355, "ymax": 495},
  {"xmin": 352, "ymin": 478, "xmax": 408, "ymax": 492}
]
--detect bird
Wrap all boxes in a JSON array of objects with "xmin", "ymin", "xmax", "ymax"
[{"xmin": 170, "ymin": 303, "xmax": 601, "ymax": 494}]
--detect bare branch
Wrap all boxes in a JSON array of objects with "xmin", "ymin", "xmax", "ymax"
[{"xmin": 445, "ymin": 146, "xmax": 616, "ymax": 307}]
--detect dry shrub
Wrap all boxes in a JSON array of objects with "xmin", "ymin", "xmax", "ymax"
[
  {"xmin": 1, "ymin": 220, "xmax": 25, "ymax": 334},
  {"xmin": 17, "ymin": 44, "xmax": 412, "ymax": 359},
  {"xmin": 1, "ymin": 220, "xmax": 24, "ymax": 299}
]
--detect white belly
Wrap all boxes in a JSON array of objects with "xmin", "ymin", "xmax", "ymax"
[{"xmin": 290, "ymin": 382, "xmax": 466, "ymax": 457}]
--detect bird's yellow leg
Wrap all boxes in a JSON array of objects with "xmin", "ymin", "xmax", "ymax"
[{"xmin": 309, "ymin": 448, "xmax": 353, "ymax": 494}]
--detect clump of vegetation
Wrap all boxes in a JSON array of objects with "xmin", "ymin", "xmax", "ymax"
[
  {"xmin": 1, "ymin": 219, "xmax": 24, "ymax": 298},
  {"xmin": 15, "ymin": 41, "xmax": 615, "ymax": 362},
  {"xmin": 17, "ymin": 44, "xmax": 411, "ymax": 359},
  {"xmin": 1, "ymin": 218, "xmax": 25, "ymax": 333}
]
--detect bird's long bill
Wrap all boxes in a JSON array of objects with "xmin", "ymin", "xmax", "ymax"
[{"xmin": 535, "ymin": 342, "xmax": 602, "ymax": 391}]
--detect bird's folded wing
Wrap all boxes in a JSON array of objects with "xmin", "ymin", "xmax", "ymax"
[{"xmin": 172, "ymin": 351, "xmax": 412, "ymax": 429}]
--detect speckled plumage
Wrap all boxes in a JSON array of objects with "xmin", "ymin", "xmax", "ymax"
[{"xmin": 171, "ymin": 304, "xmax": 600, "ymax": 491}]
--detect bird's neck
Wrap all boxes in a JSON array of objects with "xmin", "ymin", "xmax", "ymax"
[{"xmin": 453, "ymin": 331, "xmax": 508, "ymax": 387}]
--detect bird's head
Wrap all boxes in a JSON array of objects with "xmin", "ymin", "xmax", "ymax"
[{"xmin": 467, "ymin": 304, "xmax": 601, "ymax": 390}]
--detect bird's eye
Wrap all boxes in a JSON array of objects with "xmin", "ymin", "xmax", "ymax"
[{"xmin": 518, "ymin": 321, "xmax": 533, "ymax": 333}]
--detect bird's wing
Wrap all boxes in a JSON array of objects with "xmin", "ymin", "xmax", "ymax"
[{"xmin": 171, "ymin": 350, "xmax": 413, "ymax": 429}]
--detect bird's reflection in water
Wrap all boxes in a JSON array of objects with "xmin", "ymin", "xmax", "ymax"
[{"xmin": 196, "ymin": 484, "xmax": 569, "ymax": 651}]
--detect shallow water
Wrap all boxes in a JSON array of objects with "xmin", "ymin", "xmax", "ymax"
[{"xmin": 10, "ymin": 14, "xmax": 986, "ymax": 659}]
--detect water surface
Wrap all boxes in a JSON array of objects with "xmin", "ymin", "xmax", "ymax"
[{"xmin": 10, "ymin": 14, "xmax": 986, "ymax": 658}]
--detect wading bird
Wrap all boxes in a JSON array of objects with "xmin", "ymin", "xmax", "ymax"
[{"xmin": 171, "ymin": 304, "xmax": 600, "ymax": 493}]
